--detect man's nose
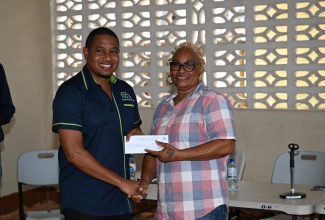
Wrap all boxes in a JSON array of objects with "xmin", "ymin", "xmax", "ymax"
[{"xmin": 102, "ymin": 51, "xmax": 112, "ymax": 60}]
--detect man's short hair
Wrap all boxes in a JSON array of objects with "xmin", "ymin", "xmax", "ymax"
[{"xmin": 85, "ymin": 27, "xmax": 119, "ymax": 49}]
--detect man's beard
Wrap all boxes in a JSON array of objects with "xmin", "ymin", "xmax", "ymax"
[{"xmin": 97, "ymin": 72, "xmax": 112, "ymax": 79}]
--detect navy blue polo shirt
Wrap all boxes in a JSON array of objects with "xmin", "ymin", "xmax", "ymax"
[
  {"xmin": 0, "ymin": 63, "xmax": 15, "ymax": 142},
  {"xmin": 52, "ymin": 65, "xmax": 142, "ymax": 216}
]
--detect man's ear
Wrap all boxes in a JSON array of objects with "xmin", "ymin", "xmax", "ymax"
[{"xmin": 83, "ymin": 47, "xmax": 89, "ymax": 60}]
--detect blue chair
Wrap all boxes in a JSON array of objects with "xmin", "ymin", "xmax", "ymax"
[{"xmin": 18, "ymin": 150, "xmax": 64, "ymax": 220}]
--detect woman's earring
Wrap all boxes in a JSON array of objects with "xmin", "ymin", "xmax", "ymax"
[
  {"xmin": 199, "ymin": 75, "xmax": 203, "ymax": 83},
  {"xmin": 166, "ymin": 75, "xmax": 173, "ymax": 85}
]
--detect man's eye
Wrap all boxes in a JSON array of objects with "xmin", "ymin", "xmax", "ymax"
[{"xmin": 111, "ymin": 51, "xmax": 118, "ymax": 54}]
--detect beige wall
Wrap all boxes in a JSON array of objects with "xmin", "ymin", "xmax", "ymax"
[
  {"xmin": 0, "ymin": 0, "xmax": 324, "ymax": 198},
  {"xmin": 0, "ymin": 0, "xmax": 59, "ymax": 196}
]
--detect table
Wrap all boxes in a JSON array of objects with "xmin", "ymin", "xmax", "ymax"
[
  {"xmin": 229, "ymin": 181, "xmax": 325, "ymax": 220},
  {"xmin": 229, "ymin": 181, "xmax": 325, "ymax": 215},
  {"xmin": 315, "ymin": 200, "xmax": 325, "ymax": 220},
  {"xmin": 142, "ymin": 180, "xmax": 325, "ymax": 219}
]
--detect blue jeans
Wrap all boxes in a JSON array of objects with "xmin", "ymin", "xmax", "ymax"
[{"xmin": 196, "ymin": 204, "xmax": 228, "ymax": 220}]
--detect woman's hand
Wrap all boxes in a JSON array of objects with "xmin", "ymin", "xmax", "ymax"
[
  {"xmin": 145, "ymin": 140, "xmax": 179, "ymax": 163},
  {"xmin": 131, "ymin": 179, "xmax": 149, "ymax": 202}
]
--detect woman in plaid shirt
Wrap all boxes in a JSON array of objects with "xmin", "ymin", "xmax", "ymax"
[{"xmin": 139, "ymin": 42, "xmax": 236, "ymax": 220}]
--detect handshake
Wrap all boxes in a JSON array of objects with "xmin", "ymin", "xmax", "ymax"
[{"xmin": 122, "ymin": 178, "xmax": 152, "ymax": 202}]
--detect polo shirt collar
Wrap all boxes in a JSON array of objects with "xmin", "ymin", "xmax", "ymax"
[{"xmin": 81, "ymin": 65, "xmax": 117, "ymax": 90}]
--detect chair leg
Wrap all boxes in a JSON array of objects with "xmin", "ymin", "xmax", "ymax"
[
  {"xmin": 18, "ymin": 183, "xmax": 25, "ymax": 220},
  {"xmin": 228, "ymin": 209, "xmax": 241, "ymax": 220}
]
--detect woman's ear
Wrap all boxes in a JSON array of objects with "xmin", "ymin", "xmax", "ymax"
[{"xmin": 200, "ymin": 65, "xmax": 204, "ymax": 74}]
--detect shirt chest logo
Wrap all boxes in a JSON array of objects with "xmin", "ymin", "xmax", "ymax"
[{"xmin": 121, "ymin": 91, "xmax": 134, "ymax": 102}]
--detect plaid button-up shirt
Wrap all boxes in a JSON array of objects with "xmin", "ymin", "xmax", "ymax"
[{"xmin": 150, "ymin": 82, "xmax": 236, "ymax": 220}]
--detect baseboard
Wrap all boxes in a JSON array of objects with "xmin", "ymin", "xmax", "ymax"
[
  {"xmin": 0, "ymin": 187, "xmax": 156, "ymax": 219},
  {"xmin": 0, "ymin": 186, "xmax": 60, "ymax": 217}
]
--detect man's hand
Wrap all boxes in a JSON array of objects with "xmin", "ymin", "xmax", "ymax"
[
  {"xmin": 125, "ymin": 127, "xmax": 144, "ymax": 142},
  {"xmin": 131, "ymin": 179, "xmax": 149, "ymax": 202},
  {"xmin": 119, "ymin": 179, "xmax": 142, "ymax": 198}
]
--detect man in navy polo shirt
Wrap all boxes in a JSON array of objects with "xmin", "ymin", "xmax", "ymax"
[{"xmin": 52, "ymin": 27, "xmax": 142, "ymax": 220}]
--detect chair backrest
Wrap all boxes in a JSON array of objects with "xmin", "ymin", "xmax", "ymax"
[
  {"xmin": 271, "ymin": 150, "xmax": 325, "ymax": 186},
  {"xmin": 18, "ymin": 150, "xmax": 60, "ymax": 220},
  {"xmin": 229, "ymin": 148, "xmax": 246, "ymax": 180},
  {"xmin": 18, "ymin": 150, "xmax": 59, "ymax": 185}
]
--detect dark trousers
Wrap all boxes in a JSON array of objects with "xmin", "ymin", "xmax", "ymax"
[{"xmin": 62, "ymin": 208, "xmax": 133, "ymax": 220}]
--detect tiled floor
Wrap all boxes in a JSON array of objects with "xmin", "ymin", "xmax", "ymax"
[
  {"xmin": 133, "ymin": 212, "xmax": 155, "ymax": 220},
  {"xmin": 0, "ymin": 201, "xmax": 156, "ymax": 220},
  {"xmin": 1, "ymin": 211, "xmax": 155, "ymax": 220},
  {"xmin": 133, "ymin": 200, "xmax": 156, "ymax": 219},
  {"xmin": 0, "ymin": 201, "xmax": 277, "ymax": 220},
  {"xmin": 0, "ymin": 212, "xmax": 19, "ymax": 220},
  {"xmin": 1, "ymin": 210, "xmax": 298, "ymax": 220}
]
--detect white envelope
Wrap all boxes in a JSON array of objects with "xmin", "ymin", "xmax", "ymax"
[{"xmin": 124, "ymin": 135, "xmax": 169, "ymax": 154}]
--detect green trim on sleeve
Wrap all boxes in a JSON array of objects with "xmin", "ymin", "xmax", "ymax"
[
  {"xmin": 134, "ymin": 118, "xmax": 141, "ymax": 125},
  {"xmin": 52, "ymin": 122, "xmax": 82, "ymax": 127}
]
